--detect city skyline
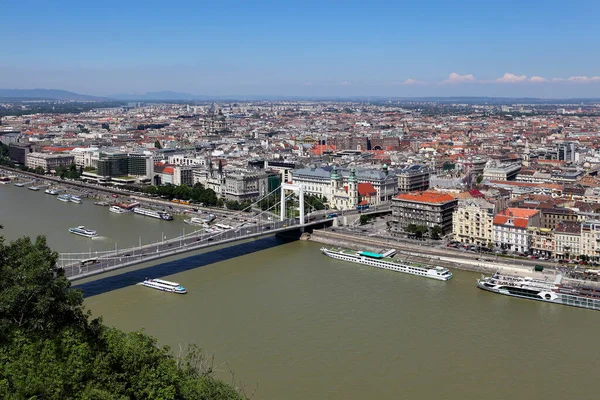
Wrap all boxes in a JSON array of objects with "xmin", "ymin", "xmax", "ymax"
[{"xmin": 1, "ymin": 0, "xmax": 599, "ymax": 97}]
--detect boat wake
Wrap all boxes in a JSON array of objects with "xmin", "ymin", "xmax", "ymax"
[{"xmin": 92, "ymin": 236, "xmax": 109, "ymax": 241}]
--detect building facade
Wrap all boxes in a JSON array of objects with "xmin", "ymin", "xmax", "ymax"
[
  {"xmin": 25, "ymin": 152, "xmax": 75, "ymax": 171},
  {"xmin": 395, "ymin": 164, "xmax": 431, "ymax": 193},
  {"xmin": 492, "ymin": 208, "xmax": 542, "ymax": 253},
  {"xmin": 452, "ymin": 198, "xmax": 497, "ymax": 246},
  {"xmin": 391, "ymin": 191, "xmax": 458, "ymax": 235}
]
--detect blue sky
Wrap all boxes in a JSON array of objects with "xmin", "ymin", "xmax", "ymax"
[{"xmin": 1, "ymin": 0, "xmax": 599, "ymax": 97}]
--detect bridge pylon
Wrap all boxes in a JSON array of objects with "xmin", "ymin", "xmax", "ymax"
[{"xmin": 280, "ymin": 183, "xmax": 304, "ymax": 224}]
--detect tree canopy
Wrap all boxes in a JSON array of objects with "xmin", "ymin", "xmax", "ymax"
[{"xmin": 0, "ymin": 233, "xmax": 244, "ymax": 399}]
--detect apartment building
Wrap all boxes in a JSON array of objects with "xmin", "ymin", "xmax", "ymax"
[
  {"xmin": 492, "ymin": 208, "xmax": 542, "ymax": 253},
  {"xmin": 580, "ymin": 220, "xmax": 600, "ymax": 262},
  {"xmin": 452, "ymin": 198, "xmax": 497, "ymax": 246},
  {"xmin": 391, "ymin": 191, "xmax": 458, "ymax": 235},
  {"xmin": 395, "ymin": 164, "xmax": 431, "ymax": 193},
  {"xmin": 554, "ymin": 221, "xmax": 581, "ymax": 260},
  {"xmin": 483, "ymin": 159, "xmax": 521, "ymax": 181}
]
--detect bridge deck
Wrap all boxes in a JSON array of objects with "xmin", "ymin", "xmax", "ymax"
[{"xmin": 62, "ymin": 219, "xmax": 331, "ymax": 281}]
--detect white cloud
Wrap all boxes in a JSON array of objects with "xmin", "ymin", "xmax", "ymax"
[
  {"xmin": 529, "ymin": 76, "xmax": 546, "ymax": 83},
  {"xmin": 443, "ymin": 72, "xmax": 475, "ymax": 84},
  {"xmin": 567, "ymin": 76, "xmax": 600, "ymax": 83},
  {"xmin": 496, "ymin": 73, "xmax": 527, "ymax": 83},
  {"xmin": 402, "ymin": 78, "xmax": 422, "ymax": 85}
]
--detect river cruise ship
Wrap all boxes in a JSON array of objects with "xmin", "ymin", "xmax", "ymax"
[
  {"xmin": 477, "ymin": 272, "xmax": 600, "ymax": 311},
  {"xmin": 45, "ymin": 188, "xmax": 60, "ymax": 195},
  {"xmin": 133, "ymin": 207, "xmax": 173, "ymax": 220},
  {"xmin": 57, "ymin": 194, "xmax": 71, "ymax": 202},
  {"xmin": 321, "ymin": 247, "xmax": 452, "ymax": 281},
  {"xmin": 68, "ymin": 226, "xmax": 98, "ymax": 238},
  {"xmin": 139, "ymin": 278, "xmax": 187, "ymax": 294}
]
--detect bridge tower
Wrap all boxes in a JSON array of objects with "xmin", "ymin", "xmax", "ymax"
[{"xmin": 280, "ymin": 183, "xmax": 305, "ymax": 224}]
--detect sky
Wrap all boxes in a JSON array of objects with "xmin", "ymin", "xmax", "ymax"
[{"xmin": 1, "ymin": 0, "xmax": 599, "ymax": 98}]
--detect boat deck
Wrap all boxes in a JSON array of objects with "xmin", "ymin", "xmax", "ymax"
[{"xmin": 329, "ymin": 248, "xmax": 435, "ymax": 269}]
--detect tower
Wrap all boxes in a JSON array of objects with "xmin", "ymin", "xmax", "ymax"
[
  {"xmin": 523, "ymin": 139, "xmax": 531, "ymax": 167},
  {"xmin": 348, "ymin": 167, "xmax": 358, "ymax": 208}
]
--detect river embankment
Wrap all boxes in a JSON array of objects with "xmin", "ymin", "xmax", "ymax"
[{"xmin": 307, "ymin": 230, "xmax": 555, "ymax": 278}]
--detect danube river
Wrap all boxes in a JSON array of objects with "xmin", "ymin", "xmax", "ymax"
[{"xmin": 2, "ymin": 183, "xmax": 599, "ymax": 399}]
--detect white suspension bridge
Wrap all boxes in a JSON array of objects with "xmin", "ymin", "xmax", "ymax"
[{"xmin": 60, "ymin": 184, "xmax": 334, "ymax": 280}]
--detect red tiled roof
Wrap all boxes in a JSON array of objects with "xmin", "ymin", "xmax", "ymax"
[
  {"xmin": 162, "ymin": 167, "xmax": 174, "ymax": 174},
  {"xmin": 394, "ymin": 191, "xmax": 456, "ymax": 204},
  {"xmin": 493, "ymin": 208, "xmax": 539, "ymax": 228},
  {"xmin": 358, "ymin": 182, "xmax": 377, "ymax": 196}
]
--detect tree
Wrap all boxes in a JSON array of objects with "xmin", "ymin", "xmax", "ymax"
[
  {"xmin": 430, "ymin": 225, "xmax": 442, "ymax": 240},
  {"xmin": 0, "ymin": 233, "xmax": 244, "ymax": 399},
  {"xmin": 154, "ymin": 140, "xmax": 162, "ymax": 149},
  {"xmin": 476, "ymin": 175, "xmax": 484, "ymax": 184},
  {"xmin": 360, "ymin": 215, "xmax": 370, "ymax": 225}
]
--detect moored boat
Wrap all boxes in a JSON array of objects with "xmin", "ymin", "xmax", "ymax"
[
  {"xmin": 477, "ymin": 272, "xmax": 600, "ymax": 311},
  {"xmin": 69, "ymin": 195, "xmax": 83, "ymax": 204},
  {"xmin": 57, "ymin": 194, "xmax": 72, "ymax": 202},
  {"xmin": 139, "ymin": 278, "xmax": 187, "ymax": 294},
  {"xmin": 45, "ymin": 188, "xmax": 60, "ymax": 195},
  {"xmin": 68, "ymin": 226, "xmax": 98, "ymax": 238},
  {"xmin": 133, "ymin": 207, "xmax": 173, "ymax": 221},
  {"xmin": 321, "ymin": 247, "xmax": 452, "ymax": 281},
  {"xmin": 109, "ymin": 205, "xmax": 129, "ymax": 214}
]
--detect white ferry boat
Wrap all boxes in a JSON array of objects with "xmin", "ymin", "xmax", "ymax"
[
  {"xmin": 69, "ymin": 195, "xmax": 83, "ymax": 204},
  {"xmin": 28, "ymin": 185, "xmax": 41, "ymax": 191},
  {"xmin": 68, "ymin": 226, "xmax": 98, "ymax": 238},
  {"xmin": 477, "ymin": 272, "xmax": 600, "ymax": 311},
  {"xmin": 133, "ymin": 207, "xmax": 173, "ymax": 221},
  {"xmin": 184, "ymin": 217, "xmax": 208, "ymax": 226},
  {"xmin": 57, "ymin": 194, "xmax": 72, "ymax": 202},
  {"xmin": 139, "ymin": 278, "xmax": 187, "ymax": 294},
  {"xmin": 45, "ymin": 188, "xmax": 60, "ymax": 195},
  {"xmin": 321, "ymin": 247, "xmax": 452, "ymax": 281},
  {"xmin": 109, "ymin": 205, "xmax": 129, "ymax": 214}
]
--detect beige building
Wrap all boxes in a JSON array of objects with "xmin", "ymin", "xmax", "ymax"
[
  {"xmin": 25, "ymin": 152, "xmax": 75, "ymax": 171},
  {"xmin": 580, "ymin": 220, "xmax": 600, "ymax": 262},
  {"xmin": 554, "ymin": 221, "xmax": 581, "ymax": 261},
  {"xmin": 453, "ymin": 198, "xmax": 497, "ymax": 246}
]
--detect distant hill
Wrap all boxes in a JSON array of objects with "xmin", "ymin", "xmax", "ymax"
[
  {"xmin": 109, "ymin": 91, "xmax": 212, "ymax": 101},
  {"xmin": 0, "ymin": 89, "xmax": 106, "ymax": 101}
]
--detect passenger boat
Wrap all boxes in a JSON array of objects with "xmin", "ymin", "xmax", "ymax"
[
  {"xmin": 109, "ymin": 205, "xmax": 129, "ymax": 214},
  {"xmin": 57, "ymin": 194, "xmax": 72, "ymax": 202},
  {"xmin": 14, "ymin": 182, "xmax": 25, "ymax": 187},
  {"xmin": 477, "ymin": 272, "xmax": 600, "ymax": 311},
  {"xmin": 68, "ymin": 226, "xmax": 98, "ymax": 238},
  {"xmin": 184, "ymin": 217, "xmax": 206, "ymax": 226},
  {"xmin": 133, "ymin": 207, "xmax": 173, "ymax": 221},
  {"xmin": 94, "ymin": 201, "xmax": 109, "ymax": 206},
  {"xmin": 45, "ymin": 188, "xmax": 60, "ymax": 195},
  {"xmin": 139, "ymin": 278, "xmax": 187, "ymax": 294},
  {"xmin": 69, "ymin": 195, "xmax": 83, "ymax": 204},
  {"xmin": 0, "ymin": 176, "xmax": 11, "ymax": 184},
  {"xmin": 321, "ymin": 247, "xmax": 452, "ymax": 281}
]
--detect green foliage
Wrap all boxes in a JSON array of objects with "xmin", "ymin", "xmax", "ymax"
[
  {"xmin": 442, "ymin": 162, "xmax": 455, "ymax": 171},
  {"xmin": 304, "ymin": 194, "xmax": 326, "ymax": 211},
  {"xmin": 55, "ymin": 163, "xmax": 81, "ymax": 180},
  {"xmin": 144, "ymin": 184, "xmax": 219, "ymax": 207},
  {"xmin": 360, "ymin": 215, "xmax": 374, "ymax": 225},
  {"xmin": 405, "ymin": 224, "xmax": 428, "ymax": 238},
  {"xmin": 0, "ymin": 233, "xmax": 244, "ymax": 399},
  {"xmin": 154, "ymin": 140, "xmax": 162, "ymax": 149},
  {"xmin": 430, "ymin": 225, "xmax": 442, "ymax": 240},
  {"xmin": 225, "ymin": 200, "xmax": 252, "ymax": 211},
  {"xmin": 0, "ymin": 143, "xmax": 14, "ymax": 168},
  {"xmin": 476, "ymin": 174, "xmax": 484, "ymax": 184}
]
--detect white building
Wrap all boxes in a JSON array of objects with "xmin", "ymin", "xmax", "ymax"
[
  {"xmin": 492, "ymin": 208, "xmax": 542, "ymax": 253},
  {"xmin": 291, "ymin": 165, "xmax": 397, "ymax": 207}
]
